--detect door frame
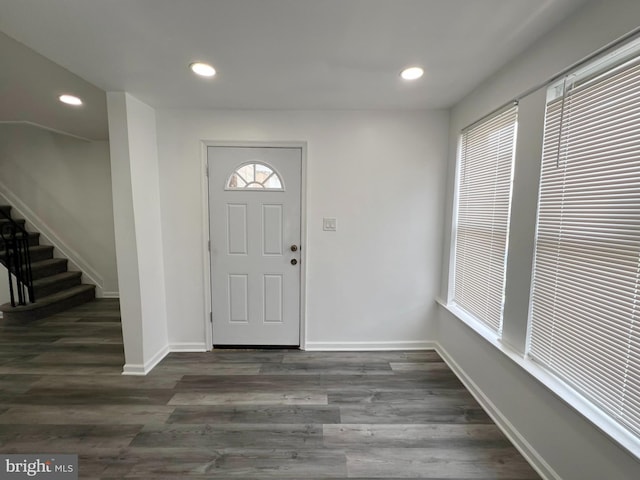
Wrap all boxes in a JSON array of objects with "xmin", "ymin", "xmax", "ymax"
[{"xmin": 201, "ymin": 140, "xmax": 308, "ymax": 350}]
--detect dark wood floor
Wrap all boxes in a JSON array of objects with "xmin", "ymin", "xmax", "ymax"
[{"xmin": 0, "ymin": 299, "xmax": 540, "ymax": 479}]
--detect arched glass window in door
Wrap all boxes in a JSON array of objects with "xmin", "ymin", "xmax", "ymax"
[{"xmin": 226, "ymin": 162, "xmax": 284, "ymax": 190}]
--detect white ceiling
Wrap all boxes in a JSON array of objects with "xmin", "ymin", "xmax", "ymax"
[{"xmin": 0, "ymin": 0, "xmax": 591, "ymax": 139}]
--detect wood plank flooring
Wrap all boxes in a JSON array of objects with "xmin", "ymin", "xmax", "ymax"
[{"xmin": 0, "ymin": 299, "xmax": 541, "ymax": 479}]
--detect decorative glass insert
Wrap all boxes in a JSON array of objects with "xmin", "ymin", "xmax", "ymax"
[{"xmin": 226, "ymin": 162, "xmax": 284, "ymax": 190}]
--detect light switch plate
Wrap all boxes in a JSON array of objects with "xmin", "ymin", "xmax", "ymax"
[{"xmin": 323, "ymin": 217, "xmax": 337, "ymax": 231}]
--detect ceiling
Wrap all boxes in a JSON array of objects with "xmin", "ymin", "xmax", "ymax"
[
  {"xmin": 0, "ymin": 0, "xmax": 591, "ymax": 140},
  {"xmin": 0, "ymin": 31, "xmax": 109, "ymax": 141}
]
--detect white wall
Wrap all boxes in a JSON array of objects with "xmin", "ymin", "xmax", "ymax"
[
  {"xmin": 155, "ymin": 109, "xmax": 449, "ymax": 350},
  {"xmin": 0, "ymin": 31, "xmax": 108, "ymax": 141},
  {"xmin": 0, "ymin": 123, "xmax": 118, "ymax": 296},
  {"xmin": 438, "ymin": 0, "xmax": 640, "ymax": 478},
  {"xmin": 0, "ymin": 265, "xmax": 10, "ymax": 306},
  {"xmin": 107, "ymin": 92, "xmax": 169, "ymax": 374}
]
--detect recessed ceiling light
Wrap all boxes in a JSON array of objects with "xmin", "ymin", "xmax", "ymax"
[
  {"xmin": 59, "ymin": 94, "xmax": 83, "ymax": 106},
  {"xmin": 190, "ymin": 62, "xmax": 216, "ymax": 77},
  {"xmin": 400, "ymin": 67, "xmax": 424, "ymax": 80}
]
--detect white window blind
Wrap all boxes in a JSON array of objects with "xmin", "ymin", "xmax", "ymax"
[
  {"xmin": 529, "ymin": 51, "xmax": 640, "ymax": 438},
  {"xmin": 453, "ymin": 105, "xmax": 518, "ymax": 332}
]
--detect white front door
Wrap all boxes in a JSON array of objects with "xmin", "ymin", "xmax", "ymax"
[{"xmin": 208, "ymin": 146, "xmax": 302, "ymax": 346}]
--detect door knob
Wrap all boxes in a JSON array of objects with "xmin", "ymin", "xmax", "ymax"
[
  {"xmin": 290, "ymin": 245, "xmax": 298, "ymax": 252},
  {"xmin": 290, "ymin": 259, "xmax": 298, "ymax": 265}
]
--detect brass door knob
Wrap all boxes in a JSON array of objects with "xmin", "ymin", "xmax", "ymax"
[{"xmin": 290, "ymin": 245, "xmax": 298, "ymax": 252}]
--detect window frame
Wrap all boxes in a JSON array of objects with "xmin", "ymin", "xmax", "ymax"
[
  {"xmin": 526, "ymin": 40, "xmax": 640, "ymax": 444},
  {"xmin": 449, "ymin": 104, "xmax": 519, "ymax": 335},
  {"xmin": 442, "ymin": 34, "xmax": 640, "ymax": 461}
]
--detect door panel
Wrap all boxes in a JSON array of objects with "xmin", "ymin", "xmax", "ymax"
[
  {"xmin": 264, "ymin": 274, "xmax": 283, "ymax": 323},
  {"xmin": 262, "ymin": 205, "xmax": 283, "ymax": 255},
  {"xmin": 208, "ymin": 146, "xmax": 301, "ymax": 346},
  {"xmin": 227, "ymin": 204, "xmax": 248, "ymax": 255},
  {"xmin": 228, "ymin": 274, "xmax": 249, "ymax": 323}
]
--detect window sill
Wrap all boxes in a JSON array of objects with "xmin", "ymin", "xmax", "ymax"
[{"xmin": 436, "ymin": 299, "xmax": 640, "ymax": 461}]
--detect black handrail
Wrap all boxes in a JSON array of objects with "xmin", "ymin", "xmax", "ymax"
[{"xmin": 0, "ymin": 210, "xmax": 35, "ymax": 306}]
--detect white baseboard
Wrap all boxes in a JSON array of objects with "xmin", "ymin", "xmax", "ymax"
[
  {"xmin": 121, "ymin": 364, "xmax": 147, "ymax": 375},
  {"xmin": 304, "ymin": 340, "xmax": 438, "ymax": 351},
  {"xmin": 122, "ymin": 344, "xmax": 170, "ymax": 376},
  {"xmin": 434, "ymin": 342, "xmax": 561, "ymax": 480},
  {"xmin": 100, "ymin": 291, "xmax": 120, "ymax": 299},
  {"xmin": 169, "ymin": 342, "xmax": 207, "ymax": 352}
]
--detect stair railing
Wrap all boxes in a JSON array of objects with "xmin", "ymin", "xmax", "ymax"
[{"xmin": 0, "ymin": 210, "xmax": 35, "ymax": 306}]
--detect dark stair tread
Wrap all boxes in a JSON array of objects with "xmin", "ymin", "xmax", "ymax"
[
  {"xmin": 32, "ymin": 270, "xmax": 82, "ymax": 287},
  {"xmin": 28, "ymin": 258, "xmax": 68, "ymax": 281},
  {"xmin": 26, "ymin": 244, "xmax": 52, "ymax": 254},
  {"xmin": 0, "ymin": 284, "xmax": 95, "ymax": 313},
  {"xmin": 30, "ymin": 258, "xmax": 68, "ymax": 270},
  {"xmin": 0, "ymin": 230, "xmax": 37, "ymax": 237},
  {"xmin": 0, "ymin": 231, "xmax": 39, "ymax": 242},
  {"xmin": 25, "ymin": 245, "xmax": 54, "ymax": 262},
  {"xmin": 0, "ymin": 244, "xmax": 53, "ymax": 257},
  {"xmin": 32, "ymin": 270, "xmax": 82, "ymax": 299},
  {"xmin": 0, "ymin": 218, "xmax": 25, "ymax": 225}
]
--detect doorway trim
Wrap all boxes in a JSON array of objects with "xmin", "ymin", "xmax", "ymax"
[{"xmin": 201, "ymin": 140, "xmax": 308, "ymax": 350}]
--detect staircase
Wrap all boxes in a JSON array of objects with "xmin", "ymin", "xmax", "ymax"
[{"xmin": 0, "ymin": 204, "xmax": 95, "ymax": 322}]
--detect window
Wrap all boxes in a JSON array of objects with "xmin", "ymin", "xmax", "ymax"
[
  {"xmin": 528, "ymin": 40, "xmax": 640, "ymax": 438},
  {"xmin": 226, "ymin": 162, "xmax": 283, "ymax": 190},
  {"xmin": 452, "ymin": 105, "xmax": 518, "ymax": 333}
]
